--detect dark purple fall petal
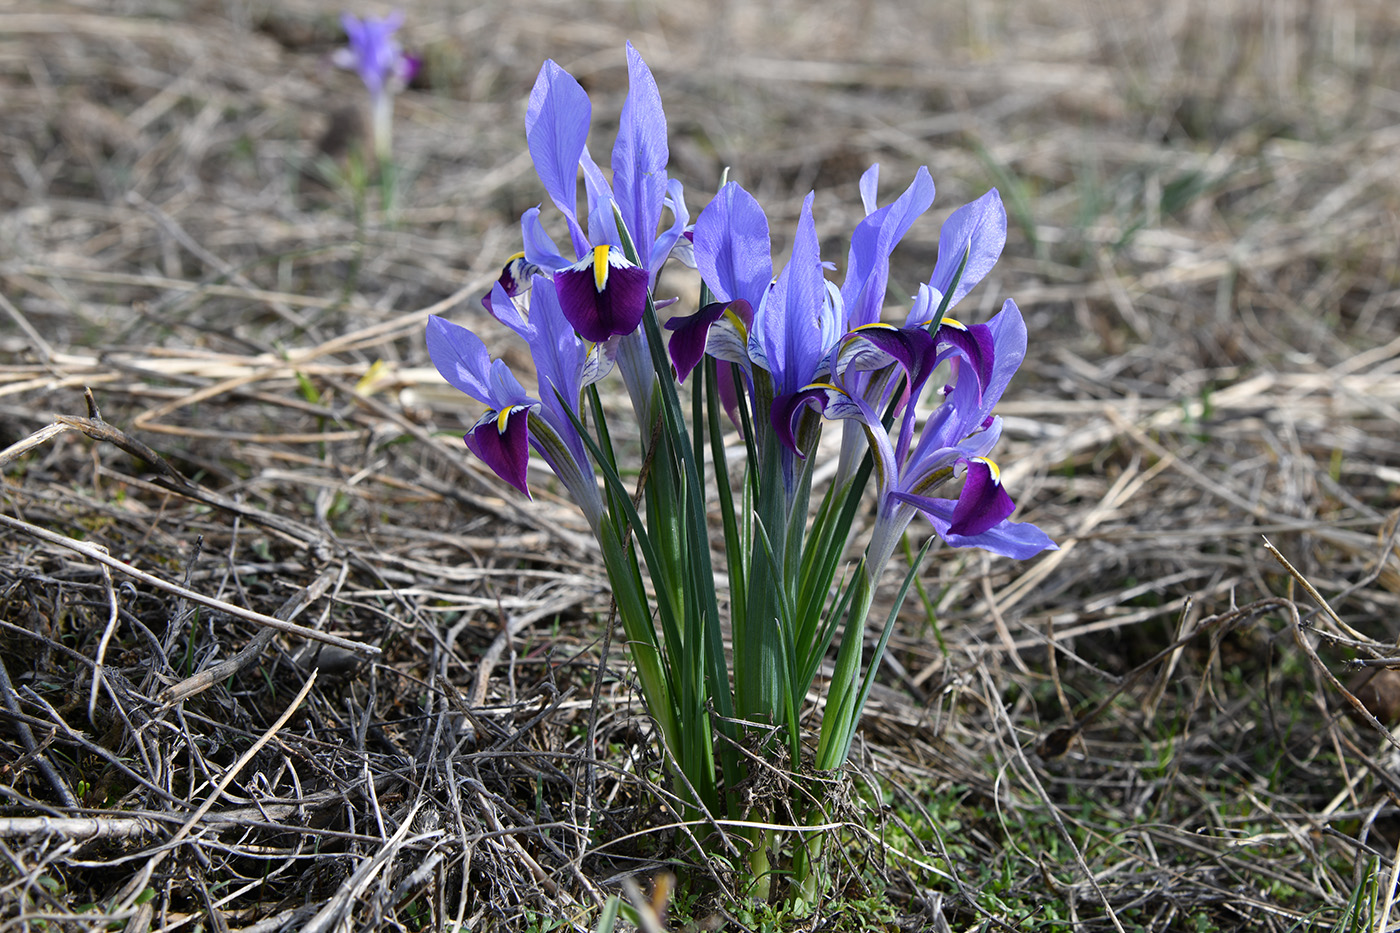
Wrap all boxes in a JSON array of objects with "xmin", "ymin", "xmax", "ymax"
[
  {"xmin": 847, "ymin": 324, "xmax": 939, "ymax": 395},
  {"xmin": 947, "ymin": 458, "xmax": 1015, "ymax": 536},
  {"xmin": 553, "ymin": 248, "xmax": 649, "ymax": 342},
  {"xmin": 936, "ymin": 319, "xmax": 996, "ymax": 399},
  {"xmin": 889, "ymin": 487, "xmax": 1056, "ymax": 560},
  {"xmin": 464, "ymin": 406, "xmax": 533, "ymax": 497},
  {"xmin": 666, "ymin": 301, "xmax": 731, "ymax": 382},
  {"xmin": 771, "ymin": 386, "xmax": 833, "ymax": 456}
]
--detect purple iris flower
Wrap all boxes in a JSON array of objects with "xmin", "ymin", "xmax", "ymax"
[
  {"xmin": 675, "ymin": 167, "xmax": 941, "ymax": 463},
  {"xmin": 334, "ymin": 12, "xmax": 418, "ymax": 100},
  {"xmin": 425, "ymin": 276, "xmax": 609, "ymax": 532},
  {"xmin": 333, "ymin": 12, "xmax": 419, "ymax": 161},
  {"xmin": 681, "ymin": 167, "xmax": 1050, "ymax": 564},
  {"xmin": 505, "ymin": 43, "xmax": 690, "ymax": 348},
  {"xmin": 824, "ymin": 300, "xmax": 1055, "ymax": 572}
]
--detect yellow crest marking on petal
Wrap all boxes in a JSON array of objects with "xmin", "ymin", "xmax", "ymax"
[
  {"xmin": 592, "ymin": 245, "xmax": 611, "ymax": 292},
  {"xmin": 973, "ymin": 457, "xmax": 1002, "ymax": 483},
  {"xmin": 506, "ymin": 251, "xmax": 526, "ymax": 263},
  {"xmin": 495, "ymin": 407, "xmax": 513, "ymax": 433},
  {"xmin": 853, "ymin": 322, "xmax": 896, "ymax": 333},
  {"xmin": 722, "ymin": 305, "xmax": 749, "ymax": 341},
  {"xmin": 940, "ymin": 317, "xmax": 968, "ymax": 330}
]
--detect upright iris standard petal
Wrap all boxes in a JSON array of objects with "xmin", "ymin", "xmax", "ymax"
[
  {"xmin": 751, "ymin": 192, "xmax": 836, "ymax": 396},
  {"xmin": 425, "ymin": 314, "xmax": 529, "ymax": 409},
  {"xmin": 840, "ymin": 166, "xmax": 935, "ymax": 329},
  {"xmin": 693, "ymin": 182, "xmax": 772, "ymax": 308},
  {"xmin": 526, "ymin": 60, "xmax": 592, "ymax": 253},
  {"xmin": 612, "ymin": 42, "xmax": 669, "ymax": 264},
  {"xmin": 553, "ymin": 246, "xmax": 650, "ymax": 342},
  {"xmin": 464, "ymin": 405, "xmax": 533, "ymax": 497},
  {"xmin": 912, "ymin": 188, "xmax": 1007, "ymax": 323}
]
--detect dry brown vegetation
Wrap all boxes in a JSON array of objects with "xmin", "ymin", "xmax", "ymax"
[{"xmin": 2, "ymin": 0, "xmax": 1400, "ymax": 930}]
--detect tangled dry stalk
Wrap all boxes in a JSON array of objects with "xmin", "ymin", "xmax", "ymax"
[{"xmin": 2, "ymin": 0, "xmax": 1400, "ymax": 930}]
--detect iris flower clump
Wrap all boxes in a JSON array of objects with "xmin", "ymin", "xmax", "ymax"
[{"xmin": 427, "ymin": 44, "xmax": 1054, "ymax": 904}]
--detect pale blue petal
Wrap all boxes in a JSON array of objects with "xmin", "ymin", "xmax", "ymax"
[
  {"xmin": 612, "ymin": 42, "xmax": 668, "ymax": 263},
  {"xmin": 927, "ymin": 188, "xmax": 1006, "ymax": 312},
  {"xmin": 526, "ymin": 61, "xmax": 590, "ymax": 242},
  {"xmin": 694, "ymin": 181, "xmax": 772, "ymax": 308}
]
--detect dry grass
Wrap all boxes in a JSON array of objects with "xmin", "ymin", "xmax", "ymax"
[{"xmin": 2, "ymin": 0, "xmax": 1400, "ymax": 929}]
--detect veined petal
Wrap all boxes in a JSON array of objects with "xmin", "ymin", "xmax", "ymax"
[
  {"xmin": 425, "ymin": 314, "xmax": 528, "ymax": 408},
  {"xmin": 579, "ymin": 340, "xmax": 614, "ymax": 388},
  {"xmin": 753, "ymin": 192, "xmax": 828, "ymax": 395},
  {"xmin": 694, "ymin": 181, "xmax": 772, "ymax": 308},
  {"xmin": 612, "ymin": 42, "xmax": 668, "ymax": 262},
  {"xmin": 923, "ymin": 188, "xmax": 1007, "ymax": 318},
  {"xmin": 553, "ymin": 245, "xmax": 649, "ymax": 342},
  {"xmin": 808, "ymin": 368, "xmax": 882, "ymax": 428},
  {"xmin": 465, "ymin": 405, "xmax": 533, "ymax": 497},
  {"xmin": 840, "ymin": 166, "xmax": 935, "ymax": 329},
  {"xmin": 526, "ymin": 60, "xmax": 591, "ymax": 249}
]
